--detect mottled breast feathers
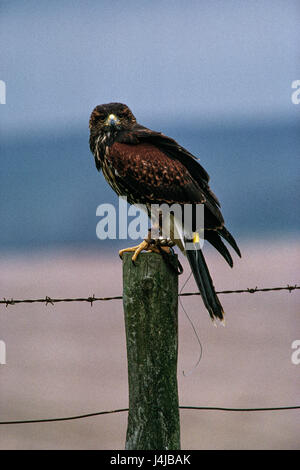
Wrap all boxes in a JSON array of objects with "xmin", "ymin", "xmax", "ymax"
[
  {"xmin": 89, "ymin": 105, "xmax": 224, "ymax": 229},
  {"xmin": 106, "ymin": 142, "xmax": 205, "ymax": 205}
]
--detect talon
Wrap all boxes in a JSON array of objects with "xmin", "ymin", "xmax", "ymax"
[
  {"xmin": 118, "ymin": 234, "xmax": 175, "ymax": 264},
  {"xmin": 131, "ymin": 240, "xmax": 149, "ymax": 263}
]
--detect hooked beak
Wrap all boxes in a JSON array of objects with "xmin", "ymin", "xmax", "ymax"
[{"xmin": 105, "ymin": 114, "xmax": 120, "ymax": 127}]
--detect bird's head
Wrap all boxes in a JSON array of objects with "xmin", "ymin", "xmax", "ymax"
[{"xmin": 89, "ymin": 102, "xmax": 136, "ymax": 137}]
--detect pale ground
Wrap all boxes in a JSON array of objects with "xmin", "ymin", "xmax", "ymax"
[{"xmin": 0, "ymin": 238, "xmax": 299, "ymax": 450}]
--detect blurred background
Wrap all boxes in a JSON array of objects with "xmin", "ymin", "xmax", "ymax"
[{"xmin": 0, "ymin": 0, "xmax": 299, "ymax": 449}]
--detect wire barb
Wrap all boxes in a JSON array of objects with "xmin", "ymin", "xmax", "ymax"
[{"xmin": 45, "ymin": 296, "xmax": 54, "ymax": 306}]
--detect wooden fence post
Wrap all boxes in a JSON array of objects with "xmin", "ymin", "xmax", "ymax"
[{"xmin": 122, "ymin": 251, "xmax": 180, "ymax": 450}]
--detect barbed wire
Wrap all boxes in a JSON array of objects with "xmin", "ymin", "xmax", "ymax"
[
  {"xmin": 0, "ymin": 404, "xmax": 299, "ymax": 425},
  {"xmin": 0, "ymin": 284, "xmax": 298, "ymax": 307},
  {"xmin": 0, "ymin": 283, "xmax": 299, "ymax": 426}
]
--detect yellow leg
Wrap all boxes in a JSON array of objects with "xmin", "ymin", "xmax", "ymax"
[
  {"xmin": 119, "ymin": 240, "xmax": 150, "ymax": 262},
  {"xmin": 119, "ymin": 239, "xmax": 172, "ymax": 264}
]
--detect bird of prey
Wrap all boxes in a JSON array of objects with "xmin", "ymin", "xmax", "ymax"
[{"xmin": 89, "ymin": 102, "xmax": 241, "ymax": 322}]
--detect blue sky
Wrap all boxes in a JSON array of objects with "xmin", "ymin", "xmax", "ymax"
[
  {"xmin": 0, "ymin": 1, "xmax": 299, "ymax": 251},
  {"xmin": 1, "ymin": 0, "xmax": 299, "ymax": 133}
]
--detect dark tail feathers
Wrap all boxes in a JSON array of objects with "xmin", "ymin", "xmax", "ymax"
[
  {"xmin": 185, "ymin": 246, "xmax": 224, "ymax": 322},
  {"xmin": 219, "ymin": 226, "xmax": 241, "ymax": 258}
]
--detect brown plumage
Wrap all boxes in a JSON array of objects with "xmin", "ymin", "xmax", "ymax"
[{"xmin": 89, "ymin": 102, "xmax": 241, "ymax": 322}]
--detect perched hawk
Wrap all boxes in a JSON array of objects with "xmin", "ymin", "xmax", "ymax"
[{"xmin": 89, "ymin": 102, "xmax": 241, "ymax": 322}]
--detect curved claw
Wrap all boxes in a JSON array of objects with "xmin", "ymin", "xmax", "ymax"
[{"xmin": 118, "ymin": 238, "xmax": 176, "ymax": 265}]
